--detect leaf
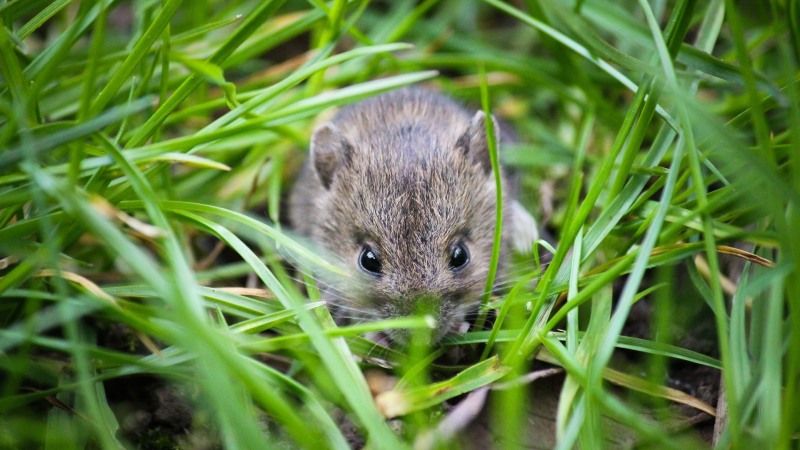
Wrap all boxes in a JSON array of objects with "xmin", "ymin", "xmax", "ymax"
[
  {"xmin": 89, "ymin": 0, "xmax": 184, "ymax": 115},
  {"xmin": 0, "ymin": 97, "xmax": 154, "ymax": 169},
  {"xmin": 375, "ymin": 357, "xmax": 510, "ymax": 418},
  {"xmin": 151, "ymin": 152, "xmax": 231, "ymax": 171},
  {"xmin": 16, "ymin": 0, "xmax": 71, "ymax": 40}
]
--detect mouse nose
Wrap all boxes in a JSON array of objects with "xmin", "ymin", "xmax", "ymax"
[{"xmin": 393, "ymin": 291, "xmax": 442, "ymax": 317}]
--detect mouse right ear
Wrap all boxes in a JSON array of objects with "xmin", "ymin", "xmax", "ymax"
[
  {"xmin": 311, "ymin": 123, "xmax": 353, "ymax": 190},
  {"xmin": 456, "ymin": 111, "xmax": 499, "ymax": 175}
]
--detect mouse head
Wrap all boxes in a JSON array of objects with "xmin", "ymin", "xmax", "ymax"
[{"xmin": 308, "ymin": 110, "xmax": 522, "ymax": 344}]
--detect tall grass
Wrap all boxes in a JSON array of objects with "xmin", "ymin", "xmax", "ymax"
[{"xmin": 1, "ymin": 0, "xmax": 797, "ymax": 448}]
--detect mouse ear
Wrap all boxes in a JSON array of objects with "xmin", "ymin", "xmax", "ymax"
[
  {"xmin": 456, "ymin": 111, "xmax": 500, "ymax": 174},
  {"xmin": 311, "ymin": 123, "xmax": 353, "ymax": 190}
]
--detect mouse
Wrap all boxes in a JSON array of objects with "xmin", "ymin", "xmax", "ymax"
[{"xmin": 287, "ymin": 88, "xmax": 537, "ymax": 344}]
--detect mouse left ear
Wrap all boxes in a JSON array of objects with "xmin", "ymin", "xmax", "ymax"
[
  {"xmin": 311, "ymin": 123, "xmax": 353, "ymax": 190},
  {"xmin": 456, "ymin": 111, "xmax": 500, "ymax": 174}
]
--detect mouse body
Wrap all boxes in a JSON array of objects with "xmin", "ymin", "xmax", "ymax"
[{"xmin": 288, "ymin": 88, "xmax": 537, "ymax": 343}]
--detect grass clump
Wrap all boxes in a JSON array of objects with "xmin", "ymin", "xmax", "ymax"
[{"xmin": 1, "ymin": 0, "xmax": 798, "ymax": 448}]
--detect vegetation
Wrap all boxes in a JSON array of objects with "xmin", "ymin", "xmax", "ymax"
[{"xmin": 1, "ymin": 0, "xmax": 798, "ymax": 448}]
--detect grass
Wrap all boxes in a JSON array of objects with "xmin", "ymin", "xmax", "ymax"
[{"xmin": 1, "ymin": 0, "xmax": 798, "ymax": 448}]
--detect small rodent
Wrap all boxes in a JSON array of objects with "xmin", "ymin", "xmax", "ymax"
[{"xmin": 288, "ymin": 88, "xmax": 537, "ymax": 343}]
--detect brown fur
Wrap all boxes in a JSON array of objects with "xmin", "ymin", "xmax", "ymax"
[{"xmin": 288, "ymin": 88, "xmax": 531, "ymax": 343}]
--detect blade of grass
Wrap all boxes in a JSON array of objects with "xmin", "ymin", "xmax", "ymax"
[
  {"xmin": 15, "ymin": 0, "xmax": 71, "ymax": 40},
  {"xmin": 172, "ymin": 209, "xmax": 406, "ymax": 449},
  {"xmin": 125, "ymin": 0, "xmax": 288, "ymax": 147},
  {"xmin": 88, "ymin": 0, "xmax": 183, "ymax": 116},
  {"xmin": 475, "ymin": 67, "xmax": 503, "ymax": 331}
]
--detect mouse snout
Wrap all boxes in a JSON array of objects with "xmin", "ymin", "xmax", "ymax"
[{"xmin": 392, "ymin": 291, "xmax": 442, "ymax": 317}]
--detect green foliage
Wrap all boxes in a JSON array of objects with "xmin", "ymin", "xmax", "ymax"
[{"xmin": 1, "ymin": 0, "xmax": 797, "ymax": 448}]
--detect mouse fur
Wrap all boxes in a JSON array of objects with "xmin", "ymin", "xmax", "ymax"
[{"xmin": 288, "ymin": 88, "xmax": 537, "ymax": 343}]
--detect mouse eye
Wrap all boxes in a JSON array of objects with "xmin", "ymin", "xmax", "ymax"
[
  {"xmin": 449, "ymin": 242, "xmax": 470, "ymax": 271},
  {"xmin": 358, "ymin": 245, "xmax": 382, "ymax": 275}
]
